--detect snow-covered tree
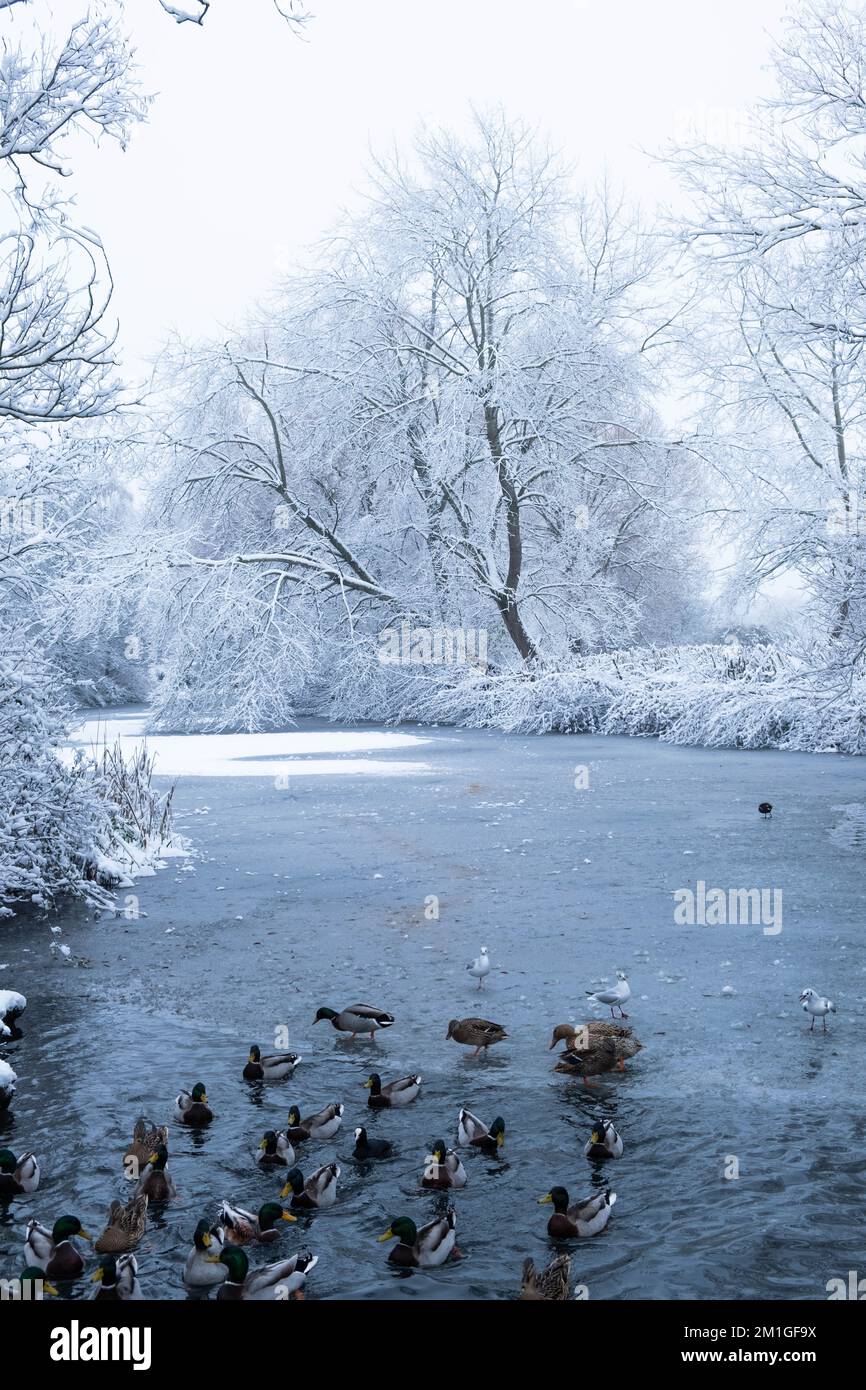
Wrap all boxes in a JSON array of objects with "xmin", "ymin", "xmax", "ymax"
[
  {"xmin": 140, "ymin": 112, "xmax": 701, "ymax": 728},
  {"xmin": 672, "ymin": 0, "xmax": 866, "ymax": 683},
  {"xmin": 0, "ymin": 7, "xmax": 147, "ymax": 425},
  {"xmin": 0, "ymin": 4, "xmax": 154, "ymax": 915}
]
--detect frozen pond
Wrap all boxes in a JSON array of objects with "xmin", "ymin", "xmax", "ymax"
[{"xmin": 1, "ymin": 712, "xmax": 864, "ymax": 1300}]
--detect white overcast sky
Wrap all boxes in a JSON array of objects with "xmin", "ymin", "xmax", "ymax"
[{"xmin": 23, "ymin": 0, "xmax": 793, "ymax": 376}]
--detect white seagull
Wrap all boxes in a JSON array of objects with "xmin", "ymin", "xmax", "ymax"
[
  {"xmin": 467, "ymin": 946, "xmax": 490, "ymax": 989},
  {"xmin": 799, "ymin": 987, "xmax": 836, "ymax": 1032},
  {"xmin": 586, "ymin": 970, "xmax": 631, "ymax": 1019}
]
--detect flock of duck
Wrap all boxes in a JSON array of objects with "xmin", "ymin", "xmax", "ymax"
[
  {"xmin": 0, "ymin": 976, "xmax": 648, "ymax": 1302},
  {"xmin": 1, "ymin": 922, "xmax": 837, "ymax": 1302}
]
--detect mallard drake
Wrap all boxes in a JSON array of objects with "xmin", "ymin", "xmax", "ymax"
[
  {"xmin": 586, "ymin": 971, "xmax": 631, "ymax": 1019},
  {"xmin": 284, "ymin": 1102, "xmax": 343, "ymax": 1141},
  {"xmin": 519, "ymin": 1253, "xmax": 572, "ymax": 1300},
  {"xmin": 552, "ymin": 1021, "xmax": 642, "ymax": 1080},
  {"xmin": 314, "ymin": 1004, "xmax": 394, "ymax": 1039},
  {"xmin": 280, "ymin": 1163, "xmax": 340, "ymax": 1210},
  {"xmin": 539, "ymin": 1187, "xmax": 616, "ymax": 1238},
  {"xmin": 20, "ymin": 1265, "xmax": 57, "ymax": 1297},
  {"xmin": 445, "ymin": 1017, "xmax": 508, "ymax": 1056},
  {"xmin": 0, "ymin": 1058, "xmax": 16, "ymax": 1111},
  {"xmin": 365, "ymin": 1073, "xmax": 421, "ymax": 1108},
  {"xmin": 25, "ymin": 1215, "xmax": 92, "ymax": 1279},
  {"xmin": 92, "ymin": 1253, "xmax": 142, "ymax": 1300},
  {"xmin": 243, "ymin": 1044, "xmax": 301, "ymax": 1081},
  {"xmin": 213, "ymin": 1244, "xmax": 318, "ymax": 1301},
  {"xmin": 0, "ymin": 1148, "xmax": 40, "ymax": 1196},
  {"xmin": 0, "ymin": 988, "xmax": 26, "ymax": 1037},
  {"xmin": 283, "ymin": 1106, "xmax": 308, "ymax": 1144},
  {"xmin": 135, "ymin": 1144, "xmax": 176, "ymax": 1202},
  {"xmin": 95, "ymin": 1195, "xmax": 148, "ymax": 1253},
  {"xmin": 175, "ymin": 1082, "xmax": 213, "ymax": 1125},
  {"xmin": 421, "ymin": 1140, "xmax": 467, "ymax": 1190},
  {"xmin": 584, "ymin": 1119, "xmax": 623, "ymax": 1160},
  {"xmin": 456, "ymin": 1108, "xmax": 505, "ymax": 1153},
  {"xmin": 378, "ymin": 1210, "xmax": 458, "ymax": 1268},
  {"xmin": 184, "ymin": 1220, "xmax": 228, "ymax": 1286},
  {"xmin": 216, "ymin": 1200, "xmax": 296, "ymax": 1245},
  {"xmin": 258, "ymin": 1129, "xmax": 295, "ymax": 1168},
  {"xmin": 123, "ymin": 1119, "xmax": 168, "ymax": 1176},
  {"xmin": 352, "ymin": 1126, "xmax": 393, "ymax": 1160},
  {"xmin": 759, "ymin": 802, "xmax": 773, "ymax": 818}
]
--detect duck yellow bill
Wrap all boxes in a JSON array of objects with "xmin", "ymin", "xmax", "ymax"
[
  {"xmin": 258, "ymin": 1139, "xmax": 267, "ymax": 1150},
  {"xmin": 90, "ymin": 1268, "xmax": 104, "ymax": 1283},
  {"xmin": 279, "ymin": 1183, "xmax": 291, "ymax": 1199},
  {"xmin": 377, "ymin": 1227, "xmax": 395, "ymax": 1241},
  {"xmin": 43, "ymin": 1281, "xmax": 58, "ymax": 1296},
  {"xmin": 248, "ymin": 1052, "xmax": 256, "ymax": 1063},
  {"xmin": 497, "ymin": 1132, "xmax": 505, "ymax": 1148},
  {"xmin": 538, "ymin": 1194, "xmax": 553, "ymax": 1204},
  {"xmin": 281, "ymin": 1211, "xmax": 297, "ymax": 1222},
  {"xmin": 591, "ymin": 1131, "xmax": 601, "ymax": 1143},
  {"xmin": 363, "ymin": 1078, "xmax": 373, "ymax": 1088},
  {"xmin": 148, "ymin": 1152, "xmax": 159, "ymax": 1164},
  {"xmin": 205, "ymin": 1255, "xmax": 222, "ymax": 1264},
  {"xmin": 79, "ymin": 1228, "xmax": 93, "ymax": 1241}
]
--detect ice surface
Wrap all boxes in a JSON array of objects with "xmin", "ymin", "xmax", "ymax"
[{"xmin": 4, "ymin": 719, "xmax": 863, "ymax": 1301}]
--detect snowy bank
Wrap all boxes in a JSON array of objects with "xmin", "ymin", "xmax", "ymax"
[{"xmin": 310, "ymin": 641, "xmax": 866, "ymax": 755}]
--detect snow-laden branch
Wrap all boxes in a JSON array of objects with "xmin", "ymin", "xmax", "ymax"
[
  {"xmin": 157, "ymin": 0, "xmax": 313, "ymax": 31},
  {"xmin": 0, "ymin": 13, "xmax": 148, "ymax": 198}
]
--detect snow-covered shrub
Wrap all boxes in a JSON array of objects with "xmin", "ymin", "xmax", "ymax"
[
  {"xmin": 0, "ymin": 648, "xmax": 113, "ymax": 917},
  {"xmin": 293, "ymin": 639, "xmax": 866, "ymax": 755},
  {"xmin": 0, "ymin": 645, "xmax": 178, "ymax": 919}
]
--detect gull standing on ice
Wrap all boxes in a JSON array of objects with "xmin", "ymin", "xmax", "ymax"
[
  {"xmin": 467, "ymin": 946, "xmax": 490, "ymax": 989},
  {"xmin": 799, "ymin": 987, "xmax": 836, "ymax": 1032},
  {"xmin": 586, "ymin": 970, "xmax": 631, "ymax": 1019}
]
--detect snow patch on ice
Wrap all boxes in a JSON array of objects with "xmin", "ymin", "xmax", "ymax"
[{"xmin": 63, "ymin": 714, "xmax": 433, "ymax": 780}]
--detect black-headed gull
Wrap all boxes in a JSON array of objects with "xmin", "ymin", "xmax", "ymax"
[
  {"xmin": 586, "ymin": 971, "xmax": 631, "ymax": 1019},
  {"xmin": 799, "ymin": 987, "xmax": 835, "ymax": 1032},
  {"xmin": 467, "ymin": 945, "xmax": 490, "ymax": 989}
]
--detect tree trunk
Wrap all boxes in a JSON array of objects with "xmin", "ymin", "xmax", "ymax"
[{"xmin": 483, "ymin": 401, "xmax": 539, "ymax": 663}]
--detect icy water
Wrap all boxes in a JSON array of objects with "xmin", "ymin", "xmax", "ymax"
[{"xmin": 1, "ymin": 713, "xmax": 864, "ymax": 1301}]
